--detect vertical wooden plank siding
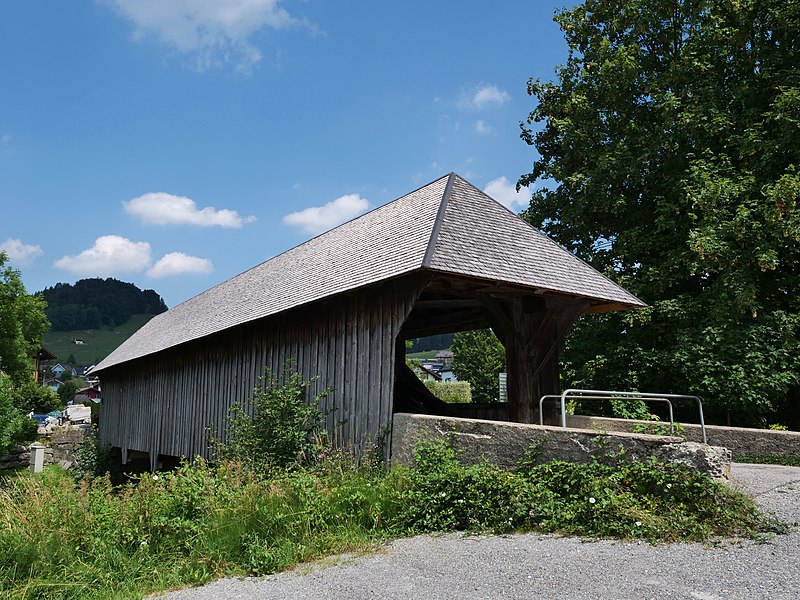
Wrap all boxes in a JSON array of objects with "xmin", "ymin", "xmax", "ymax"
[{"xmin": 98, "ymin": 277, "xmax": 425, "ymax": 460}]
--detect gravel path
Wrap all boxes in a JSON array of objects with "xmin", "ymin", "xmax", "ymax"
[{"xmin": 156, "ymin": 463, "xmax": 800, "ymax": 599}]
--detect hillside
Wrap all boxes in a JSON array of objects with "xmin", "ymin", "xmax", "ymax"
[
  {"xmin": 40, "ymin": 278, "xmax": 167, "ymax": 331},
  {"xmin": 42, "ymin": 314, "xmax": 155, "ymax": 366}
]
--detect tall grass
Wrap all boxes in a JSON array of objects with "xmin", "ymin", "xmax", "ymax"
[{"xmin": 0, "ymin": 442, "xmax": 785, "ymax": 600}]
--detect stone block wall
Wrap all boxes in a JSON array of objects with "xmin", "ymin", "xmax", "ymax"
[
  {"xmin": 0, "ymin": 425, "xmax": 89, "ymax": 471},
  {"xmin": 391, "ymin": 413, "xmax": 731, "ymax": 479}
]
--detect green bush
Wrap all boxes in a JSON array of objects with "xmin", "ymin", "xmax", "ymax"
[
  {"xmin": 0, "ymin": 376, "xmax": 38, "ymax": 455},
  {"xmin": 212, "ymin": 367, "xmax": 328, "ymax": 472},
  {"xmin": 12, "ymin": 381, "xmax": 61, "ymax": 414},
  {"xmin": 423, "ymin": 380, "xmax": 472, "ymax": 404},
  {"xmin": 0, "ymin": 439, "xmax": 784, "ymax": 599},
  {"xmin": 393, "ymin": 439, "xmax": 784, "ymax": 541}
]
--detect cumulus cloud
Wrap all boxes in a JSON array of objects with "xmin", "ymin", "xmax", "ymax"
[
  {"xmin": 146, "ymin": 252, "xmax": 213, "ymax": 278},
  {"xmin": 0, "ymin": 238, "xmax": 44, "ymax": 265},
  {"xmin": 123, "ymin": 192, "xmax": 256, "ymax": 228},
  {"xmin": 283, "ymin": 194, "xmax": 370, "ymax": 235},
  {"xmin": 483, "ymin": 177, "xmax": 531, "ymax": 211},
  {"xmin": 475, "ymin": 120, "xmax": 493, "ymax": 135},
  {"xmin": 104, "ymin": 0, "xmax": 300, "ymax": 71},
  {"xmin": 460, "ymin": 84, "xmax": 510, "ymax": 110},
  {"xmin": 54, "ymin": 235, "xmax": 152, "ymax": 277}
]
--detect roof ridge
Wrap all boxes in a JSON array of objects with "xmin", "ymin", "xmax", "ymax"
[{"xmin": 421, "ymin": 172, "xmax": 455, "ymax": 268}]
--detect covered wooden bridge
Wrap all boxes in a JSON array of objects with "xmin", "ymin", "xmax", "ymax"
[{"xmin": 93, "ymin": 174, "xmax": 643, "ymax": 467}]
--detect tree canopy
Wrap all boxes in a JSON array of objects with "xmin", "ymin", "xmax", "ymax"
[
  {"xmin": 40, "ymin": 278, "xmax": 167, "ymax": 331},
  {"xmin": 451, "ymin": 329, "xmax": 506, "ymax": 403},
  {"xmin": 520, "ymin": 0, "xmax": 800, "ymax": 425},
  {"xmin": 0, "ymin": 253, "xmax": 50, "ymax": 384}
]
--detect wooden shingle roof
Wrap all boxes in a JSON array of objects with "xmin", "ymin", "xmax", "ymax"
[{"xmin": 95, "ymin": 173, "xmax": 643, "ymax": 372}]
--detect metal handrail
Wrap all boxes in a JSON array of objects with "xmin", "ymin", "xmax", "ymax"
[{"xmin": 538, "ymin": 389, "xmax": 707, "ymax": 444}]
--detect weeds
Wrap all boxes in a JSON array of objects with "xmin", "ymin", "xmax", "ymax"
[
  {"xmin": 0, "ymin": 439, "xmax": 785, "ymax": 599},
  {"xmin": 0, "ymin": 369, "xmax": 787, "ymax": 598}
]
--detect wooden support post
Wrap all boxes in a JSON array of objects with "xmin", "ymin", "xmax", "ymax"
[{"xmin": 484, "ymin": 296, "xmax": 585, "ymax": 426}]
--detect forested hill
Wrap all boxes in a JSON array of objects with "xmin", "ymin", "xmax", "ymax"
[{"xmin": 40, "ymin": 279, "xmax": 168, "ymax": 331}]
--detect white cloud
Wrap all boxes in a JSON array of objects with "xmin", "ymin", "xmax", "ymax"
[
  {"xmin": 475, "ymin": 120, "xmax": 493, "ymax": 135},
  {"xmin": 0, "ymin": 238, "xmax": 43, "ymax": 265},
  {"xmin": 484, "ymin": 177, "xmax": 531, "ymax": 211},
  {"xmin": 123, "ymin": 192, "xmax": 256, "ymax": 228},
  {"xmin": 54, "ymin": 235, "xmax": 152, "ymax": 277},
  {"xmin": 147, "ymin": 252, "xmax": 213, "ymax": 278},
  {"xmin": 1, "ymin": 134, "xmax": 11, "ymax": 144},
  {"xmin": 104, "ymin": 0, "xmax": 300, "ymax": 71},
  {"xmin": 473, "ymin": 85, "xmax": 510, "ymax": 108},
  {"xmin": 460, "ymin": 84, "xmax": 510, "ymax": 110},
  {"xmin": 283, "ymin": 194, "xmax": 370, "ymax": 235}
]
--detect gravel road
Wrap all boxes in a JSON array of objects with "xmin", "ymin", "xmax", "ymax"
[{"xmin": 156, "ymin": 463, "xmax": 800, "ymax": 599}]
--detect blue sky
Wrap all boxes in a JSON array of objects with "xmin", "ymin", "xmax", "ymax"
[{"xmin": 1, "ymin": 0, "xmax": 571, "ymax": 309}]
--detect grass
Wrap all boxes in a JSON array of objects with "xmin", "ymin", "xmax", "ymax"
[
  {"xmin": 0, "ymin": 441, "xmax": 786, "ymax": 600},
  {"xmin": 406, "ymin": 349, "xmax": 449, "ymax": 360},
  {"xmin": 42, "ymin": 314, "xmax": 155, "ymax": 365}
]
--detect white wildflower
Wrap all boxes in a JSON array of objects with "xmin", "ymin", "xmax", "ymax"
[
  {"xmin": 152, "ymin": 474, "xmax": 159, "ymax": 481},
  {"xmin": 635, "ymin": 521, "xmax": 642, "ymax": 527},
  {"xmin": 588, "ymin": 497, "xmax": 596, "ymax": 504}
]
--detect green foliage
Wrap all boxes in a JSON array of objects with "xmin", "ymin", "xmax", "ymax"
[
  {"xmin": 213, "ymin": 367, "xmax": 328, "ymax": 471},
  {"xmin": 0, "ymin": 441, "xmax": 783, "ymax": 599},
  {"xmin": 11, "ymin": 381, "xmax": 61, "ymax": 414},
  {"xmin": 0, "ymin": 458, "xmax": 395, "ymax": 599},
  {"xmin": 451, "ymin": 329, "xmax": 506, "ymax": 403},
  {"xmin": 394, "ymin": 439, "xmax": 781, "ymax": 541},
  {"xmin": 0, "ymin": 376, "xmax": 38, "ymax": 455},
  {"xmin": 0, "ymin": 253, "xmax": 49, "ymax": 384},
  {"xmin": 57, "ymin": 380, "xmax": 79, "ymax": 404},
  {"xmin": 72, "ymin": 427, "xmax": 114, "ymax": 481},
  {"xmin": 736, "ymin": 454, "xmax": 800, "ymax": 467},
  {"xmin": 423, "ymin": 380, "xmax": 472, "ymax": 404},
  {"xmin": 40, "ymin": 278, "xmax": 167, "ymax": 331},
  {"xmin": 520, "ymin": 0, "xmax": 800, "ymax": 426},
  {"xmin": 632, "ymin": 421, "xmax": 688, "ymax": 440}
]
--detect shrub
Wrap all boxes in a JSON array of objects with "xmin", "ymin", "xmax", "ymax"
[
  {"xmin": 212, "ymin": 367, "xmax": 328, "ymax": 472},
  {"xmin": 423, "ymin": 380, "xmax": 472, "ymax": 404},
  {"xmin": 11, "ymin": 381, "xmax": 61, "ymax": 414},
  {"xmin": 72, "ymin": 426, "xmax": 114, "ymax": 481},
  {"xmin": 0, "ymin": 376, "xmax": 37, "ymax": 455},
  {"xmin": 393, "ymin": 438, "xmax": 784, "ymax": 542}
]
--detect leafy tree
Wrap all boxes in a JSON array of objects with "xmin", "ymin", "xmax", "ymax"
[
  {"xmin": 520, "ymin": 0, "xmax": 800, "ymax": 425},
  {"xmin": 57, "ymin": 380, "xmax": 79, "ymax": 405},
  {"xmin": 0, "ymin": 253, "xmax": 50, "ymax": 384},
  {"xmin": 0, "ymin": 376, "xmax": 38, "ymax": 454},
  {"xmin": 12, "ymin": 381, "xmax": 61, "ymax": 414},
  {"xmin": 451, "ymin": 329, "xmax": 506, "ymax": 403}
]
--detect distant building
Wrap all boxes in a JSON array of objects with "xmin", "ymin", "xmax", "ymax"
[{"xmin": 435, "ymin": 350, "xmax": 454, "ymax": 364}]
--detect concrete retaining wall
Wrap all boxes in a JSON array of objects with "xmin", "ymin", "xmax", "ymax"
[
  {"xmin": 567, "ymin": 415, "xmax": 800, "ymax": 459},
  {"xmin": 391, "ymin": 413, "xmax": 731, "ymax": 479}
]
